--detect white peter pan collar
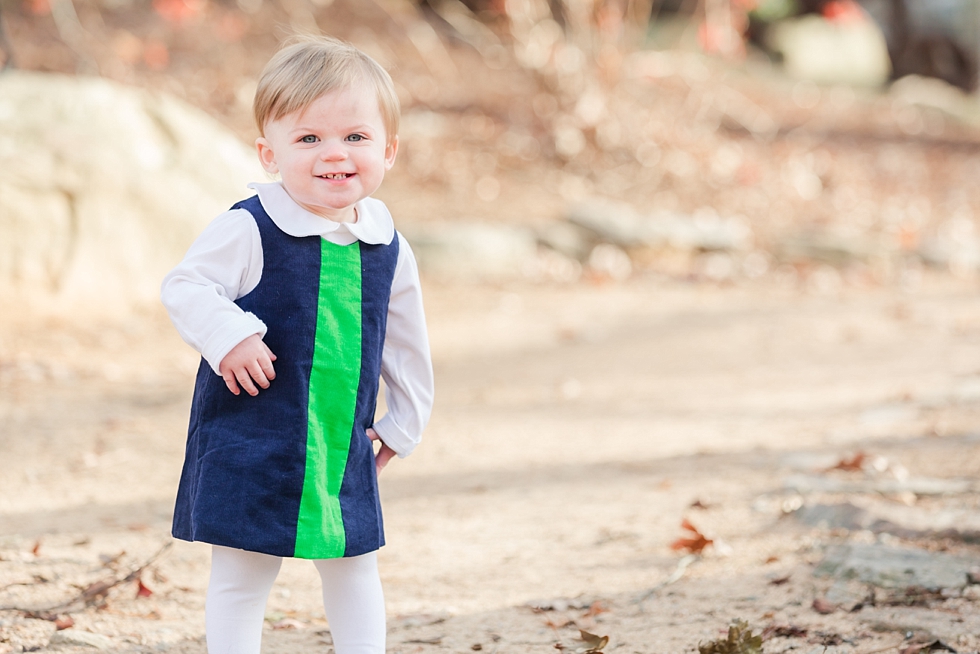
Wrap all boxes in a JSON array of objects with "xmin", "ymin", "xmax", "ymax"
[{"xmin": 248, "ymin": 182, "xmax": 395, "ymax": 246}]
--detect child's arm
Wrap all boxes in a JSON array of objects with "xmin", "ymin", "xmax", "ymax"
[
  {"xmin": 161, "ymin": 209, "xmax": 274, "ymax": 393},
  {"xmin": 371, "ymin": 234, "xmax": 435, "ymax": 464}
]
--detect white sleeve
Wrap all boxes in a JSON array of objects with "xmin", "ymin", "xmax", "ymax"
[
  {"xmin": 371, "ymin": 234, "xmax": 434, "ymax": 458},
  {"xmin": 160, "ymin": 209, "xmax": 266, "ymax": 375}
]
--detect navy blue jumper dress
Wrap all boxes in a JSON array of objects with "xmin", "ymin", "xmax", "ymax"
[{"xmin": 172, "ymin": 195, "xmax": 399, "ymax": 559}]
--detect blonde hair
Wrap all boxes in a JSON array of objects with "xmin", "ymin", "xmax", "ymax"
[{"xmin": 254, "ymin": 35, "xmax": 400, "ymax": 144}]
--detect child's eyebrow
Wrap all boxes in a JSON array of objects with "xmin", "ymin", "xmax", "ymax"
[{"xmin": 288, "ymin": 123, "xmax": 378, "ymax": 135}]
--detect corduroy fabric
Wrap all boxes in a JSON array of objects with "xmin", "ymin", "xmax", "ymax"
[{"xmin": 172, "ymin": 195, "xmax": 399, "ymax": 558}]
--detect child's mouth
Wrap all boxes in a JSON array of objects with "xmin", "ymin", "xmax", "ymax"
[{"xmin": 320, "ymin": 173, "xmax": 351, "ymax": 180}]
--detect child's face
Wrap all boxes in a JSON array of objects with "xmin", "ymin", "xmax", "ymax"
[{"xmin": 255, "ymin": 82, "xmax": 398, "ymax": 223}]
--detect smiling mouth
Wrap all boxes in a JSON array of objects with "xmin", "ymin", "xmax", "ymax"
[{"xmin": 320, "ymin": 173, "xmax": 352, "ymax": 179}]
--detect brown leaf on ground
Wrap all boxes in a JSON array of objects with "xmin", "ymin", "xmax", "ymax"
[
  {"xmin": 698, "ymin": 620, "xmax": 763, "ymax": 654},
  {"xmin": 582, "ymin": 601, "xmax": 608, "ymax": 618},
  {"xmin": 555, "ymin": 630, "xmax": 609, "ymax": 654},
  {"xmin": 811, "ymin": 597, "xmax": 836, "ymax": 614},
  {"xmin": 670, "ymin": 519, "xmax": 713, "ymax": 554},
  {"xmin": 762, "ymin": 625, "xmax": 808, "ymax": 640},
  {"xmin": 768, "ymin": 575, "xmax": 791, "ymax": 586},
  {"xmin": 53, "ymin": 615, "xmax": 74, "ymax": 631},
  {"xmin": 545, "ymin": 617, "xmax": 577, "ymax": 629},
  {"xmin": 826, "ymin": 452, "xmax": 868, "ymax": 472},
  {"xmin": 577, "ymin": 629, "xmax": 609, "ymax": 653},
  {"xmin": 31, "ymin": 540, "xmax": 41, "ymax": 556},
  {"xmin": 900, "ymin": 639, "xmax": 958, "ymax": 654}
]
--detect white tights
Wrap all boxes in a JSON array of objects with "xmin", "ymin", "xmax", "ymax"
[{"xmin": 205, "ymin": 545, "xmax": 386, "ymax": 654}]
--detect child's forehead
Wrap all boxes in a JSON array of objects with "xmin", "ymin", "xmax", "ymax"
[{"xmin": 287, "ymin": 83, "xmax": 382, "ymax": 121}]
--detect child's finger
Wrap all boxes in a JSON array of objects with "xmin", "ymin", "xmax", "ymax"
[
  {"xmin": 222, "ymin": 371, "xmax": 241, "ymax": 396},
  {"xmin": 366, "ymin": 428, "xmax": 379, "ymax": 441},
  {"xmin": 259, "ymin": 356, "xmax": 276, "ymax": 381},
  {"xmin": 246, "ymin": 360, "xmax": 271, "ymax": 389},
  {"xmin": 375, "ymin": 444, "xmax": 396, "ymax": 474},
  {"xmin": 236, "ymin": 370, "xmax": 260, "ymax": 396},
  {"xmin": 261, "ymin": 342, "xmax": 278, "ymax": 362}
]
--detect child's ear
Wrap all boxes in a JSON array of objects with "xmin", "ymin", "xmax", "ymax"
[
  {"xmin": 384, "ymin": 136, "xmax": 399, "ymax": 170},
  {"xmin": 255, "ymin": 137, "xmax": 279, "ymax": 174}
]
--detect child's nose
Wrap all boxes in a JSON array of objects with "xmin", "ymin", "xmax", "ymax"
[{"xmin": 320, "ymin": 141, "xmax": 348, "ymax": 160}]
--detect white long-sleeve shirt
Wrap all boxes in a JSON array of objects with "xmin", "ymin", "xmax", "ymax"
[{"xmin": 161, "ymin": 182, "xmax": 434, "ymax": 457}]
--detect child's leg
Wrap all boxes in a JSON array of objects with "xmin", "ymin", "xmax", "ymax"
[
  {"xmin": 314, "ymin": 552, "xmax": 386, "ymax": 654},
  {"xmin": 206, "ymin": 545, "xmax": 283, "ymax": 654}
]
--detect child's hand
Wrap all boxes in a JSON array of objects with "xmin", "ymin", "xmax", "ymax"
[
  {"xmin": 218, "ymin": 334, "xmax": 277, "ymax": 396},
  {"xmin": 367, "ymin": 428, "xmax": 396, "ymax": 475}
]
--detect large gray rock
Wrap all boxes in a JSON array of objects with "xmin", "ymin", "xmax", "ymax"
[
  {"xmin": 0, "ymin": 71, "xmax": 265, "ymax": 316},
  {"xmin": 403, "ymin": 222, "xmax": 538, "ymax": 280},
  {"xmin": 816, "ymin": 543, "xmax": 977, "ymax": 590},
  {"xmin": 565, "ymin": 199, "xmax": 752, "ymax": 253}
]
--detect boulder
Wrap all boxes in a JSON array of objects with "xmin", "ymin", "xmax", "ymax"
[
  {"xmin": 0, "ymin": 71, "xmax": 265, "ymax": 317},
  {"xmin": 565, "ymin": 199, "xmax": 752, "ymax": 253},
  {"xmin": 402, "ymin": 222, "xmax": 538, "ymax": 280},
  {"xmin": 816, "ymin": 543, "xmax": 977, "ymax": 590}
]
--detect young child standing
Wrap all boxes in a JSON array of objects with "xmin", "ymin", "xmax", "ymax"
[{"xmin": 161, "ymin": 36, "xmax": 434, "ymax": 654}]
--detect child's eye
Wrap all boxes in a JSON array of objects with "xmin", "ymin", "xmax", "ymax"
[
  {"xmin": 346, "ymin": 134, "xmax": 365, "ymax": 142},
  {"xmin": 300, "ymin": 135, "xmax": 318, "ymax": 143}
]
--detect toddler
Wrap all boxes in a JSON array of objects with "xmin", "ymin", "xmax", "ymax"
[{"xmin": 161, "ymin": 35, "xmax": 434, "ymax": 654}]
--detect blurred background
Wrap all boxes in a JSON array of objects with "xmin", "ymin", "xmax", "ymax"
[
  {"xmin": 4, "ymin": 0, "xmax": 980, "ymax": 298},
  {"xmin": 3, "ymin": 2, "xmax": 980, "ymax": 653}
]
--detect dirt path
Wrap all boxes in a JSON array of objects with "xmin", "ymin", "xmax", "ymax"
[{"xmin": 2, "ymin": 275, "xmax": 980, "ymax": 653}]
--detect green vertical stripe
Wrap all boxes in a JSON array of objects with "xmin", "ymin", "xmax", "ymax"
[{"xmin": 294, "ymin": 240, "xmax": 362, "ymax": 559}]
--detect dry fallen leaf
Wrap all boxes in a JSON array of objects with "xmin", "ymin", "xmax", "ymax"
[
  {"xmin": 545, "ymin": 617, "xmax": 577, "ymax": 629},
  {"xmin": 698, "ymin": 620, "xmax": 763, "ymax": 654},
  {"xmin": 555, "ymin": 629, "xmax": 609, "ymax": 654},
  {"xmin": 899, "ymin": 639, "xmax": 958, "ymax": 654},
  {"xmin": 762, "ymin": 624, "xmax": 808, "ymax": 639},
  {"xmin": 826, "ymin": 452, "xmax": 868, "ymax": 472},
  {"xmin": 768, "ymin": 575, "xmax": 791, "ymax": 586},
  {"xmin": 670, "ymin": 519, "xmax": 713, "ymax": 554},
  {"xmin": 54, "ymin": 616, "xmax": 74, "ymax": 631}
]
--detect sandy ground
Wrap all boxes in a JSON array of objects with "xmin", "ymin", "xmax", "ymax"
[{"xmin": 2, "ymin": 273, "xmax": 980, "ymax": 653}]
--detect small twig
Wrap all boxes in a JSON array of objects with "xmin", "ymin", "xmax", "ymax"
[
  {"xmin": 0, "ymin": 542, "xmax": 171, "ymax": 615},
  {"xmin": 635, "ymin": 554, "xmax": 699, "ymax": 605}
]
